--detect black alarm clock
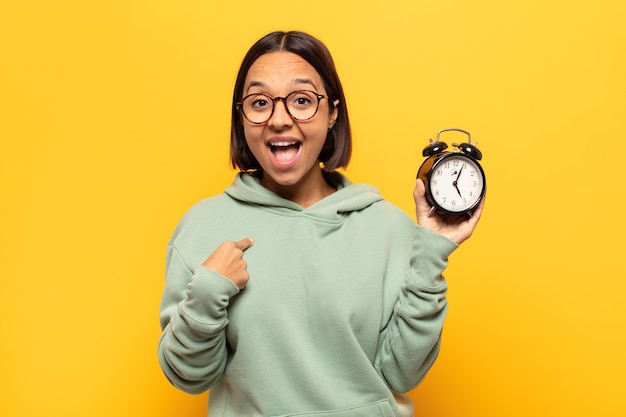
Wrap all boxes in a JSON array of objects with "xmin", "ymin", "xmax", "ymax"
[{"xmin": 417, "ymin": 128, "xmax": 486, "ymax": 217}]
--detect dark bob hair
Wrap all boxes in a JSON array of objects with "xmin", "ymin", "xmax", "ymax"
[{"xmin": 230, "ymin": 31, "xmax": 352, "ymax": 172}]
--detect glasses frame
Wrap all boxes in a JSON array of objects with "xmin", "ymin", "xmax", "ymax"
[{"xmin": 236, "ymin": 90, "xmax": 330, "ymax": 125}]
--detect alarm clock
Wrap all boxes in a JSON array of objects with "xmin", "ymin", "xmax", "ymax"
[{"xmin": 417, "ymin": 128, "xmax": 486, "ymax": 217}]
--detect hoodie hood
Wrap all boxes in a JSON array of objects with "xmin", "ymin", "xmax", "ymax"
[{"xmin": 224, "ymin": 172, "xmax": 384, "ymax": 222}]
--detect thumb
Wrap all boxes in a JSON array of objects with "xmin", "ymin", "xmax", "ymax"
[
  {"xmin": 414, "ymin": 179, "xmax": 432, "ymax": 217},
  {"xmin": 234, "ymin": 237, "xmax": 255, "ymax": 251}
]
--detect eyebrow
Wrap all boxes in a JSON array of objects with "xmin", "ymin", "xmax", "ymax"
[
  {"xmin": 245, "ymin": 78, "xmax": 320, "ymax": 94},
  {"xmin": 246, "ymin": 81, "xmax": 266, "ymax": 93},
  {"xmin": 293, "ymin": 78, "xmax": 319, "ymax": 90}
]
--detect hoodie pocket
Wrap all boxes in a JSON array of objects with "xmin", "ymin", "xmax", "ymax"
[{"xmin": 272, "ymin": 399, "xmax": 396, "ymax": 417}]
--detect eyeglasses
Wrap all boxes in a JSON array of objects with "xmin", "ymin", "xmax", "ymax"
[{"xmin": 237, "ymin": 90, "xmax": 330, "ymax": 125}]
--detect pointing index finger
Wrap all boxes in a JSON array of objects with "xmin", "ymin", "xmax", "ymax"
[{"xmin": 234, "ymin": 237, "xmax": 255, "ymax": 251}]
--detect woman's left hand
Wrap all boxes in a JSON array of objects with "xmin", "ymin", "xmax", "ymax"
[{"xmin": 414, "ymin": 179, "xmax": 485, "ymax": 245}]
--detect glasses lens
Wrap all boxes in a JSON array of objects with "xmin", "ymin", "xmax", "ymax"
[
  {"xmin": 242, "ymin": 94, "xmax": 273, "ymax": 124},
  {"xmin": 286, "ymin": 91, "xmax": 319, "ymax": 121}
]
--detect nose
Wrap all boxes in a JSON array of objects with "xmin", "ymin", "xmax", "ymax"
[{"xmin": 267, "ymin": 98, "xmax": 292, "ymax": 128}]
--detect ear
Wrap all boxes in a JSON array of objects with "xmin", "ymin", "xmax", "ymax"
[{"xmin": 328, "ymin": 99, "xmax": 339, "ymax": 129}]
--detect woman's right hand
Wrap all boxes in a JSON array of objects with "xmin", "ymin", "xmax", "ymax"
[
  {"xmin": 414, "ymin": 179, "xmax": 484, "ymax": 245},
  {"xmin": 202, "ymin": 238, "xmax": 255, "ymax": 290}
]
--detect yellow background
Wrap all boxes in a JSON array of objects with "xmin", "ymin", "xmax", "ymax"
[{"xmin": 2, "ymin": 0, "xmax": 624, "ymax": 416}]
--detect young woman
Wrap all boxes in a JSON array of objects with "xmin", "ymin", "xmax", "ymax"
[{"xmin": 158, "ymin": 31, "xmax": 484, "ymax": 417}]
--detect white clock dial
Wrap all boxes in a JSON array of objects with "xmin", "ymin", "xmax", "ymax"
[{"xmin": 429, "ymin": 155, "xmax": 484, "ymax": 213}]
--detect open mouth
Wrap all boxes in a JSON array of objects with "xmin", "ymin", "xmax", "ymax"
[{"xmin": 269, "ymin": 141, "xmax": 301, "ymax": 162}]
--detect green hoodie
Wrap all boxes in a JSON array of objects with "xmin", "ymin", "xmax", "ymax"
[{"xmin": 159, "ymin": 172, "xmax": 458, "ymax": 417}]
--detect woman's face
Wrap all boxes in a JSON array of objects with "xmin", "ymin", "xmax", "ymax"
[{"xmin": 242, "ymin": 51, "xmax": 338, "ymax": 195}]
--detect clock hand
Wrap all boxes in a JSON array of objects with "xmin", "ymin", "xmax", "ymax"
[
  {"xmin": 453, "ymin": 165, "xmax": 464, "ymax": 197},
  {"xmin": 453, "ymin": 179, "xmax": 462, "ymax": 197}
]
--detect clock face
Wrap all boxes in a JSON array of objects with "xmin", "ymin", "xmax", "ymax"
[{"xmin": 428, "ymin": 154, "xmax": 485, "ymax": 213}]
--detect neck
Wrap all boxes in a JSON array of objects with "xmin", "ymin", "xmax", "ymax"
[{"xmin": 260, "ymin": 168, "xmax": 336, "ymax": 208}]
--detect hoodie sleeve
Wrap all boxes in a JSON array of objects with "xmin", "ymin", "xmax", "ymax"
[
  {"xmin": 158, "ymin": 244, "xmax": 240, "ymax": 394},
  {"xmin": 374, "ymin": 225, "xmax": 458, "ymax": 393}
]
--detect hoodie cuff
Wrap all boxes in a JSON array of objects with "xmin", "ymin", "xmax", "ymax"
[
  {"xmin": 408, "ymin": 225, "xmax": 458, "ymax": 287},
  {"xmin": 179, "ymin": 266, "xmax": 240, "ymax": 333}
]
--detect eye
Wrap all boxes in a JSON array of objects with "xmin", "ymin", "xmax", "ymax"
[
  {"xmin": 247, "ymin": 94, "xmax": 272, "ymax": 110},
  {"xmin": 289, "ymin": 91, "xmax": 315, "ymax": 108},
  {"xmin": 251, "ymin": 98, "xmax": 269, "ymax": 108}
]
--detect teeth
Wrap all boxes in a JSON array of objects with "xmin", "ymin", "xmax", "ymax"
[{"xmin": 270, "ymin": 141, "xmax": 298, "ymax": 147}]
